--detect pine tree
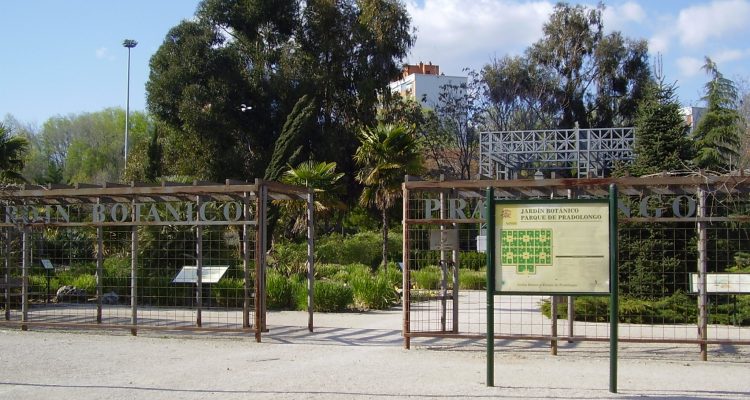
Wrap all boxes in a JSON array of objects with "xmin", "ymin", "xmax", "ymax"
[
  {"xmin": 692, "ymin": 57, "xmax": 742, "ymax": 172},
  {"xmin": 630, "ymin": 77, "xmax": 692, "ymax": 176}
]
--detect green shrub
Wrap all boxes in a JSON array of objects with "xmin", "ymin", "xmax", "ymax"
[
  {"xmin": 213, "ymin": 278, "xmax": 245, "ymax": 308},
  {"xmin": 270, "ymin": 241, "xmax": 308, "ymax": 277},
  {"xmin": 458, "ymin": 269, "xmax": 486, "ymax": 290},
  {"xmin": 656, "ymin": 291, "xmax": 697, "ymax": 323},
  {"xmin": 342, "ymin": 263, "xmax": 370, "ymax": 278},
  {"xmin": 298, "ymin": 280, "xmax": 353, "ymax": 312},
  {"xmin": 412, "ymin": 266, "xmax": 442, "ymax": 290},
  {"xmin": 349, "ymin": 271, "xmax": 397, "ymax": 310},
  {"xmin": 103, "ymin": 257, "xmax": 131, "ymax": 292},
  {"xmin": 316, "ymin": 231, "xmax": 402, "ymax": 268},
  {"xmin": 71, "ymin": 274, "xmax": 96, "ymax": 294},
  {"xmin": 267, "ymin": 270, "xmax": 294, "ymax": 309},
  {"xmin": 459, "ymin": 252, "xmax": 486, "ymax": 271},
  {"xmin": 381, "ymin": 265, "xmax": 403, "ymax": 289},
  {"xmin": 316, "ymin": 264, "xmax": 341, "ymax": 280},
  {"xmin": 69, "ymin": 262, "xmax": 97, "ymax": 276},
  {"xmin": 539, "ymin": 292, "xmax": 705, "ymax": 324}
]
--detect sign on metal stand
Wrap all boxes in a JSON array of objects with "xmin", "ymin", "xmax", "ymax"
[{"xmin": 486, "ymin": 184, "xmax": 619, "ymax": 393}]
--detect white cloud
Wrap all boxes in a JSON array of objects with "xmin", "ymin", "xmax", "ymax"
[
  {"xmin": 602, "ymin": 1, "xmax": 646, "ymax": 32},
  {"xmin": 712, "ymin": 48, "xmax": 750, "ymax": 64},
  {"xmin": 676, "ymin": 56, "xmax": 705, "ymax": 77},
  {"xmin": 649, "ymin": 33, "xmax": 671, "ymax": 55},
  {"xmin": 677, "ymin": 0, "xmax": 750, "ymax": 47},
  {"xmin": 405, "ymin": 0, "xmax": 554, "ymax": 75}
]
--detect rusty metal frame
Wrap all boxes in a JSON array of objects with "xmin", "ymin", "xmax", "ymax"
[
  {"xmin": 0, "ymin": 179, "xmax": 311, "ymax": 339},
  {"xmin": 402, "ymin": 173, "xmax": 750, "ymax": 352}
]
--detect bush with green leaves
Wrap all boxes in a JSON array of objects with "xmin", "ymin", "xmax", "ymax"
[
  {"xmin": 412, "ymin": 266, "xmax": 442, "ymax": 290},
  {"xmin": 269, "ymin": 241, "xmax": 308, "ymax": 277},
  {"xmin": 459, "ymin": 269, "xmax": 485, "ymax": 290},
  {"xmin": 103, "ymin": 257, "xmax": 131, "ymax": 291},
  {"xmin": 540, "ymin": 291, "xmax": 703, "ymax": 324},
  {"xmin": 459, "ymin": 252, "xmax": 486, "ymax": 271},
  {"xmin": 213, "ymin": 278, "xmax": 245, "ymax": 308},
  {"xmin": 349, "ymin": 270, "xmax": 398, "ymax": 310},
  {"xmin": 316, "ymin": 231, "xmax": 402, "ymax": 268},
  {"xmin": 297, "ymin": 280, "xmax": 353, "ymax": 312},
  {"xmin": 267, "ymin": 269, "xmax": 295, "ymax": 309}
]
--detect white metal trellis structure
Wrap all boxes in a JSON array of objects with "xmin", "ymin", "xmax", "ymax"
[{"xmin": 479, "ymin": 127, "xmax": 635, "ymax": 179}]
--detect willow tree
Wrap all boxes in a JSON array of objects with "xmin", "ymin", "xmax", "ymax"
[{"xmin": 355, "ymin": 123, "xmax": 423, "ymax": 269}]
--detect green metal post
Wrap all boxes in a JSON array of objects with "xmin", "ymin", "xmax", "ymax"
[
  {"xmin": 486, "ymin": 187, "xmax": 495, "ymax": 387},
  {"xmin": 609, "ymin": 184, "xmax": 618, "ymax": 393}
]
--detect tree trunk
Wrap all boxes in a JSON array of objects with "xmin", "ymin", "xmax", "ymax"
[{"xmin": 382, "ymin": 207, "xmax": 389, "ymax": 271}]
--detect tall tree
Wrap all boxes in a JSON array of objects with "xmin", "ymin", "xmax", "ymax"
[
  {"xmin": 18, "ymin": 108, "xmax": 148, "ymax": 184},
  {"xmin": 264, "ymin": 95, "xmax": 317, "ymax": 182},
  {"xmin": 147, "ymin": 0, "xmax": 414, "ymax": 190},
  {"xmin": 630, "ymin": 63, "xmax": 693, "ymax": 176},
  {"xmin": 355, "ymin": 123, "xmax": 423, "ymax": 269},
  {"xmin": 0, "ymin": 123, "xmax": 30, "ymax": 183},
  {"xmin": 430, "ymin": 75, "xmax": 483, "ymax": 180},
  {"xmin": 482, "ymin": 3, "xmax": 650, "ymax": 130},
  {"xmin": 692, "ymin": 57, "xmax": 743, "ymax": 172}
]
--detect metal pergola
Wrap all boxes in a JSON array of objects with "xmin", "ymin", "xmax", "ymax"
[{"xmin": 1, "ymin": 179, "xmax": 313, "ymax": 341}]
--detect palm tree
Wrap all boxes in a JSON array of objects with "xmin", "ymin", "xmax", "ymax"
[
  {"xmin": 0, "ymin": 123, "xmax": 29, "ymax": 183},
  {"xmin": 354, "ymin": 123, "xmax": 423, "ymax": 269},
  {"xmin": 280, "ymin": 160, "xmax": 344, "ymax": 233}
]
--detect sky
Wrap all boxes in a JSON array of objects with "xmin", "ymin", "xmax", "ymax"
[{"xmin": 2, "ymin": 0, "xmax": 750, "ymax": 128}]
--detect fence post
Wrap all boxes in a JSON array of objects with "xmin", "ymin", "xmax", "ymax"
[
  {"xmin": 307, "ymin": 190, "xmax": 314, "ymax": 333},
  {"xmin": 697, "ymin": 188, "xmax": 708, "ymax": 361},
  {"xmin": 254, "ymin": 182, "xmax": 263, "ymax": 342},
  {"xmin": 96, "ymin": 202, "xmax": 103, "ymax": 323},
  {"xmin": 402, "ymin": 179, "xmax": 411, "ymax": 350},
  {"xmin": 195, "ymin": 195, "xmax": 203, "ymax": 328},
  {"xmin": 21, "ymin": 226, "xmax": 28, "ymax": 331},
  {"xmin": 242, "ymin": 193, "xmax": 251, "ymax": 329},
  {"xmin": 4, "ymin": 228, "xmax": 10, "ymax": 321},
  {"xmin": 551, "ymin": 296, "xmax": 558, "ymax": 355},
  {"xmin": 439, "ymin": 179, "xmax": 447, "ymax": 332},
  {"xmin": 130, "ymin": 198, "xmax": 138, "ymax": 336}
]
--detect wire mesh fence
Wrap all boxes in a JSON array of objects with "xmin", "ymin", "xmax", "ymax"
[
  {"xmin": 403, "ymin": 177, "xmax": 750, "ymax": 355},
  {"xmin": 1, "ymin": 181, "xmax": 309, "ymax": 338}
]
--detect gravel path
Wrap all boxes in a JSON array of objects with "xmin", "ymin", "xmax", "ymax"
[{"xmin": 0, "ymin": 310, "xmax": 748, "ymax": 399}]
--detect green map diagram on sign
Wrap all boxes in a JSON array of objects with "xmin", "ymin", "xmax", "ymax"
[{"xmin": 501, "ymin": 229, "xmax": 553, "ymax": 274}]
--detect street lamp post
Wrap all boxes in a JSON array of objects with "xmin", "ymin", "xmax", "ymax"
[{"xmin": 123, "ymin": 39, "xmax": 138, "ymax": 166}]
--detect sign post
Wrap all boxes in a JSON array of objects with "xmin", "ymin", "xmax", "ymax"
[
  {"xmin": 41, "ymin": 259, "xmax": 54, "ymax": 304},
  {"xmin": 485, "ymin": 185, "xmax": 618, "ymax": 391},
  {"xmin": 486, "ymin": 187, "xmax": 495, "ymax": 387}
]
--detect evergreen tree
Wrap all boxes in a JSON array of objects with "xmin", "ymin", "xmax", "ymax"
[
  {"xmin": 630, "ymin": 77, "xmax": 692, "ymax": 176},
  {"xmin": 692, "ymin": 57, "xmax": 743, "ymax": 172}
]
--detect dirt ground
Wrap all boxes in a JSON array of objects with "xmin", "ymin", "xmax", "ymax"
[{"xmin": 0, "ymin": 309, "xmax": 748, "ymax": 399}]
